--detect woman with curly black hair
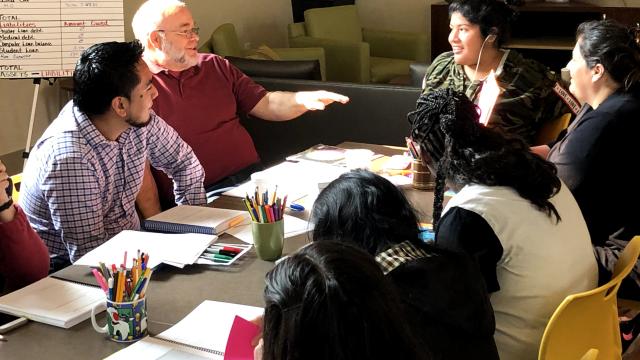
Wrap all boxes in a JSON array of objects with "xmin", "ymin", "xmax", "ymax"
[{"xmin": 409, "ymin": 87, "xmax": 598, "ymax": 360}]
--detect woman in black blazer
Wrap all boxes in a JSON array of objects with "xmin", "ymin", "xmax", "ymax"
[{"xmin": 533, "ymin": 20, "xmax": 640, "ymax": 295}]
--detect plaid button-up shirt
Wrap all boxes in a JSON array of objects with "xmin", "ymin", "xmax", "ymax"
[
  {"xmin": 375, "ymin": 240, "xmax": 430, "ymax": 275},
  {"xmin": 20, "ymin": 101, "xmax": 206, "ymax": 262}
]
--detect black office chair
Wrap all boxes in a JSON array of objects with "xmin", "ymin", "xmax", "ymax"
[
  {"xmin": 409, "ymin": 62, "xmax": 429, "ymax": 88},
  {"xmin": 225, "ymin": 56, "xmax": 322, "ymax": 81}
]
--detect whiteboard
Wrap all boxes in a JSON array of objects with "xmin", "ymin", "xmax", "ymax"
[{"xmin": 0, "ymin": 0, "xmax": 124, "ymax": 79}]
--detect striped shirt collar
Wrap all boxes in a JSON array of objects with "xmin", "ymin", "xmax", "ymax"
[
  {"xmin": 72, "ymin": 105, "xmax": 114, "ymax": 148},
  {"xmin": 375, "ymin": 240, "xmax": 430, "ymax": 275}
]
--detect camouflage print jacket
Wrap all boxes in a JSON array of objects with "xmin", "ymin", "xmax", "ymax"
[{"xmin": 422, "ymin": 50, "xmax": 569, "ymax": 144}]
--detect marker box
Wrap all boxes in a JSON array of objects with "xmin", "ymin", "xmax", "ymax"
[{"xmin": 196, "ymin": 243, "xmax": 252, "ymax": 266}]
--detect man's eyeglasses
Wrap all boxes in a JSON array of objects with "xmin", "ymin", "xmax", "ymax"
[{"xmin": 156, "ymin": 27, "xmax": 200, "ymax": 38}]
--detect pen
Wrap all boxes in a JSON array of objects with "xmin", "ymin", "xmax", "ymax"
[
  {"xmin": 259, "ymin": 206, "xmax": 268, "ymax": 223},
  {"xmin": 229, "ymin": 214, "xmax": 247, "ymax": 228},
  {"xmin": 289, "ymin": 203, "xmax": 305, "ymax": 211},
  {"xmin": 199, "ymin": 256, "xmax": 232, "ymax": 263},
  {"xmin": 91, "ymin": 268, "xmax": 108, "ymax": 293},
  {"xmin": 201, "ymin": 253, "xmax": 234, "ymax": 261},
  {"xmin": 205, "ymin": 248, "xmax": 238, "ymax": 257},
  {"xmin": 139, "ymin": 269, "xmax": 153, "ymax": 299},
  {"xmin": 108, "ymin": 278, "xmax": 114, "ymax": 301},
  {"xmin": 243, "ymin": 197, "xmax": 257, "ymax": 222},
  {"xmin": 265, "ymin": 204, "xmax": 273, "ymax": 223},
  {"xmin": 209, "ymin": 245, "xmax": 243, "ymax": 253},
  {"xmin": 125, "ymin": 278, "xmax": 132, "ymax": 301},
  {"xmin": 281, "ymin": 195, "xmax": 288, "ymax": 214}
]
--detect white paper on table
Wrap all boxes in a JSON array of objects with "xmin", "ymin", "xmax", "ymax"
[
  {"xmin": 223, "ymin": 160, "xmax": 347, "ymax": 201},
  {"xmin": 75, "ymin": 230, "xmax": 216, "ymax": 268},
  {"xmin": 225, "ymin": 214, "xmax": 314, "ymax": 244}
]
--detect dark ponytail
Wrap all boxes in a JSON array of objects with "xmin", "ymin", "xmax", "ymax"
[
  {"xmin": 577, "ymin": 20, "xmax": 640, "ymax": 93},
  {"xmin": 409, "ymin": 88, "xmax": 562, "ymax": 225}
]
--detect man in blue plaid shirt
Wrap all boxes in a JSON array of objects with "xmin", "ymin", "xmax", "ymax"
[{"xmin": 20, "ymin": 41, "xmax": 205, "ymax": 266}]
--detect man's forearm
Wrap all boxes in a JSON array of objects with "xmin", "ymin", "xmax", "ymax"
[
  {"xmin": 136, "ymin": 161, "xmax": 162, "ymax": 219},
  {"xmin": 254, "ymin": 91, "xmax": 306, "ymax": 121},
  {"xmin": 249, "ymin": 90, "xmax": 349, "ymax": 121}
]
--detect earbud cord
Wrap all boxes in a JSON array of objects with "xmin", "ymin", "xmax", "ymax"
[{"xmin": 467, "ymin": 35, "xmax": 493, "ymax": 95}]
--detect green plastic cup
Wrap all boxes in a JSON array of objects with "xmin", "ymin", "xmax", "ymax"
[{"xmin": 252, "ymin": 220, "xmax": 285, "ymax": 261}]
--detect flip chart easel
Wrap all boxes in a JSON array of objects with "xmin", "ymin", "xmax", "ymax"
[
  {"xmin": 23, "ymin": 77, "xmax": 41, "ymax": 167},
  {"xmin": 0, "ymin": 0, "xmax": 125, "ymax": 166}
]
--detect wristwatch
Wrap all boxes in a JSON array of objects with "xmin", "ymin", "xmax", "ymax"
[{"xmin": 0, "ymin": 198, "xmax": 13, "ymax": 212}]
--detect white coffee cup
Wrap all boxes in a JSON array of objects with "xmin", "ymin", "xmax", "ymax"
[
  {"xmin": 344, "ymin": 149, "xmax": 374, "ymax": 170},
  {"xmin": 251, "ymin": 171, "xmax": 272, "ymax": 193}
]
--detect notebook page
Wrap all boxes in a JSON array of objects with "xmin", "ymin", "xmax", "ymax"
[{"xmin": 156, "ymin": 300, "xmax": 263, "ymax": 355}]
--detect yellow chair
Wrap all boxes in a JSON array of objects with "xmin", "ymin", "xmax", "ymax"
[
  {"xmin": 10, "ymin": 173, "xmax": 21, "ymax": 202},
  {"xmin": 581, "ymin": 349, "xmax": 599, "ymax": 360},
  {"xmin": 538, "ymin": 236, "xmax": 640, "ymax": 360},
  {"xmin": 534, "ymin": 113, "xmax": 572, "ymax": 145}
]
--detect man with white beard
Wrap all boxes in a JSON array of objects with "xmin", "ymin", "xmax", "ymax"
[{"xmin": 132, "ymin": 0, "xmax": 349, "ymax": 214}]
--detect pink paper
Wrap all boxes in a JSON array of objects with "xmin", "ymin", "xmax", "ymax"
[{"xmin": 224, "ymin": 315, "xmax": 261, "ymax": 360}]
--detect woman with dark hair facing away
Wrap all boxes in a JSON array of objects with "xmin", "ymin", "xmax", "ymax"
[
  {"xmin": 409, "ymin": 87, "xmax": 598, "ymax": 360},
  {"xmin": 532, "ymin": 20, "xmax": 640, "ymax": 295},
  {"xmin": 257, "ymin": 241, "xmax": 430, "ymax": 360},
  {"xmin": 311, "ymin": 169, "xmax": 498, "ymax": 360},
  {"xmin": 424, "ymin": 0, "xmax": 571, "ymax": 144}
]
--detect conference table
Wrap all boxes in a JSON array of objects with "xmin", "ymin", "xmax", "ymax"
[{"xmin": 0, "ymin": 142, "xmax": 434, "ymax": 359}]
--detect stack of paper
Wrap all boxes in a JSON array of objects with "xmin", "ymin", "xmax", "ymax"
[
  {"xmin": 105, "ymin": 300, "xmax": 263, "ymax": 360},
  {"xmin": 0, "ymin": 277, "xmax": 104, "ymax": 328},
  {"xmin": 75, "ymin": 230, "xmax": 216, "ymax": 269},
  {"xmin": 223, "ymin": 160, "xmax": 347, "ymax": 200}
]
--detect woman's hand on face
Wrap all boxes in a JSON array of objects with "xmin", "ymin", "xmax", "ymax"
[
  {"xmin": 0, "ymin": 160, "xmax": 10, "ymax": 204},
  {"xmin": 250, "ymin": 313, "xmax": 264, "ymax": 360},
  {"xmin": 0, "ymin": 160, "xmax": 17, "ymax": 223},
  {"xmin": 249, "ymin": 314, "xmax": 264, "ymax": 346},
  {"xmin": 253, "ymin": 338, "xmax": 264, "ymax": 360}
]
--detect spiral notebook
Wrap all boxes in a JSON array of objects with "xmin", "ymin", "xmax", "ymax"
[
  {"xmin": 0, "ymin": 276, "xmax": 104, "ymax": 328},
  {"xmin": 105, "ymin": 300, "xmax": 263, "ymax": 360},
  {"xmin": 144, "ymin": 205, "xmax": 251, "ymax": 235}
]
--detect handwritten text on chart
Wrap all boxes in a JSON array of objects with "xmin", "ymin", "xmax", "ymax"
[{"xmin": 0, "ymin": 1, "xmax": 124, "ymax": 79}]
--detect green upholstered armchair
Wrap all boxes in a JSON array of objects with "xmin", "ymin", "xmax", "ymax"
[
  {"xmin": 199, "ymin": 23, "xmax": 327, "ymax": 81},
  {"xmin": 288, "ymin": 5, "xmax": 428, "ymax": 83}
]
